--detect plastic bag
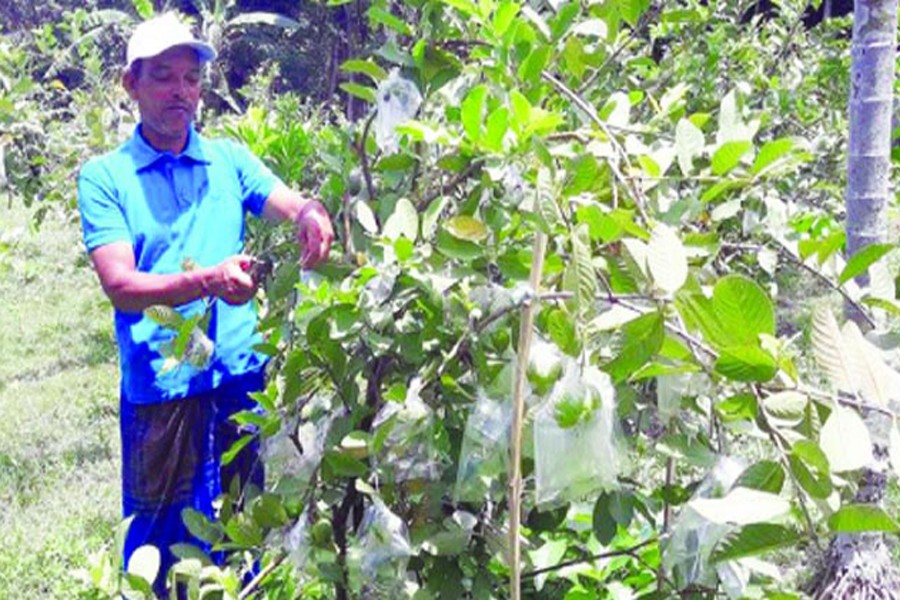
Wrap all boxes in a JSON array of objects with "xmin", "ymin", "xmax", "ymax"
[
  {"xmin": 349, "ymin": 497, "xmax": 414, "ymax": 597},
  {"xmin": 262, "ymin": 397, "xmax": 336, "ymax": 493},
  {"xmin": 533, "ymin": 362, "xmax": 626, "ymax": 506},
  {"xmin": 374, "ymin": 70, "xmax": 422, "ymax": 153},
  {"xmin": 455, "ymin": 391, "xmax": 512, "ymax": 502},
  {"xmin": 372, "ymin": 378, "xmax": 441, "ymax": 483},
  {"xmin": 284, "ymin": 515, "xmax": 310, "ymax": 570},
  {"xmin": 663, "ymin": 456, "xmax": 750, "ymax": 597}
]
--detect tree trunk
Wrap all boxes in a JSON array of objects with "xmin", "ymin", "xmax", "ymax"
[{"xmin": 812, "ymin": 1, "xmax": 900, "ymax": 597}]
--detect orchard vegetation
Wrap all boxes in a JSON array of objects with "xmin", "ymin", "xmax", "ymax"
[{"xmin": 3, "ymin": 0, "xmax": 900, "ymax": 598}]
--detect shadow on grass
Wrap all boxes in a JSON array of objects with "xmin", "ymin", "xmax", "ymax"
[{"xmin": 6, "ymin": 327, "xmax": 117, "ymax": 385}]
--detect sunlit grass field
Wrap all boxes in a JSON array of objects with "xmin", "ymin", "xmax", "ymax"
[{"xmin": 0, "ymin": 200, "xmax": 120, "ymax": 597}]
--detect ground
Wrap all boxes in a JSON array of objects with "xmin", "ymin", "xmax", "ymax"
[{"xmin": 0, "ymin": 200, "xmax": 120, "ymax": 597}]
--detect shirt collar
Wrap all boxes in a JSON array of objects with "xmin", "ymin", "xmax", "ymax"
[{"xmin": 127, "ymin": 124, "xmax": 211, "ymax": 171}]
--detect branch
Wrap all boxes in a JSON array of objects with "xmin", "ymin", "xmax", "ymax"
[
  {"xmin": 356, "ymin": 111, "xmax": 377, "ymax": 202},
  {"xmin": 238, "ymin": 552, "xmax": 287, "ymax": 599},
  {"xmin": 521, "ymin": 538, "xmax": 657, "ymax": 580},
  {"xmin": 415, "ymin": 160, "xmax": 481, "ymax": 212},
  {"xmin": 541, "ymin": 71, "xmax": 650, "ymax": 222}
]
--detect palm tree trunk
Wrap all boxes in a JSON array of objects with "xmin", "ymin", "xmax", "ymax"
[{"xmin": 812, "ymin": 1, "xmax": 900, "ymax": 597}]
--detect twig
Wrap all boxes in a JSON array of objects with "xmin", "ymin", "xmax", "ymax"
[
  {"xmin": 541, "ymin": 71, "xmax": 650, "ymax": 223},
  {"xmin": 356, "ymin": 111, "xmax": 377, "ymax": 202},
  {"xmin": 509, "ymin": 231, "xmax": 547, "ymax": 600},
  {"xmin": 521, "ymin": 538, "xmax": 657, "ymax": 580},
  {"xmin": 415, "ymin": 160, "xmax": 481, "ymax": 212},
  {"xmin": 576, "ymin": 29, "xmax": 637, "ymax": 95},
  {"xmin": 238, "ymin": 552, "xmax": 287, "ymax": 599}
]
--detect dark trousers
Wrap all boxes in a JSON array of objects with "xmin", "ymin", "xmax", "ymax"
[{"xmin": 120, "ymin": 371, "xmax": 265, "ymax": 597}]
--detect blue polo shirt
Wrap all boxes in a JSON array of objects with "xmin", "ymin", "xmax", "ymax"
[{"xmin": 77, "ymin": 125, "xmax": 280, "ymax": 404}]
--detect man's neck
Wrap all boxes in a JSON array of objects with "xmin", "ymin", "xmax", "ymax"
[{"xmin": 139, "ymin": 124, "xmax": 190, "ymax": 155}]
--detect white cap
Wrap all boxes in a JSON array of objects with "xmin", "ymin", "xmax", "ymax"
[{"xmin": 126, "ymin": 12, "xmax": 216, "ymax": 70}]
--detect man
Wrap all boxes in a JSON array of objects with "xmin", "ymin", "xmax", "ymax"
[{"xmin": 77, "ymin": 12, "xmax": 333, "ymax": 595}]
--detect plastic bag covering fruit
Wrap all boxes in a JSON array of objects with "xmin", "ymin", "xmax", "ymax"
[
  {"xmin": 455, "ymin": 390, "xmax": 512, "ymax": 502},
  {"xmin": 662, "ymin": 456, "xmax": 750, "ymax": 598},
  {"xmin": 371, "ymin": 378, "xmax": 441, "ymax": 482},
  {"xmin": 349, "ymin": 497, "xmax": 414, "ymax": 596},
  {"xmin": 534, "ymin": 362, "xmax": 626, "ymax": 506},
  {"xmin": 374, "ymin": 70, "xmax": 422, "ymax": 154},
  {"xmin": 283, "ymin": 509, "xmax": 311, "ymax": 571},
  {"xmin": 262, "ymin": 396, "xmax": 336, "ymax": 492}
]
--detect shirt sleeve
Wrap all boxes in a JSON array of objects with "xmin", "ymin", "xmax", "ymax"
[
  {"xmin": 77, "ymin": 161, "xmax": 133, "ymax": 252},
  {"xmin": 229, "ymin": 141, "xmax": 282, "ymax": 217}
]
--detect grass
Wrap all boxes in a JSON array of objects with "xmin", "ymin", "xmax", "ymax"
[{"xmin": 0, "ymin": 200, "xmax": 120, "ymax": 597}]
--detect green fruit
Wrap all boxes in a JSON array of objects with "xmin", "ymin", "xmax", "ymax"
[{"xmin": 311, "ymin": 519, "xmax": 333, "ymax": 547}]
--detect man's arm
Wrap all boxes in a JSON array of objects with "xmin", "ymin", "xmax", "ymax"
[
  {"xmin": 261, "ymin": 184, "xmax": 334, "ymax": 267},
  {"xmin": 90, "ymin": 242, "xmax": 257, "ymax": 313}
]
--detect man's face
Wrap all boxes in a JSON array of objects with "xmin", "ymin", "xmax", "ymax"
[{"xmin": 124, "ymin": 46, "xmax": 202, "ymax": 151}]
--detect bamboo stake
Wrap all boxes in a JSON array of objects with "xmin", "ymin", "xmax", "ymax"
[{"xmin": 508, "ymin": 230, "xmax": 547, "ymax": 600}]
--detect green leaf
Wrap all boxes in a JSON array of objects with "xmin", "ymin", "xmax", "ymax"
[
  {"xmin": 339, "ymin": 59, "xmax": 388, "ymax": 82},
  {"xmin": 367, "ymin": 5, "xmax": 413, "ymax": 35},
  {"xmin": 229, "ymin": 12, "xmax": 303, "ymax": 30},
  {"xmin": 751, "ymin": 137, "xmax": 794, "ymax": 175},
  {"xmin": 789, "ymin": 441, "xmax": 832, "ymax": 499},
  {"xmin": 484, "ymin": 106, "xmax": 509, "ymax": 152},
  {"xmin": 838, "ymin": 243, "xmax": 894, "ymax": 285},
  {"xmin": 592, "ymin": 493, "xmax": 618, "ymax": 545},
  {"xmin": 615, "ymin": 0, "xmax": 649, "ymax": 27},
  {"xmin": 811, "ymin": 307, "xmax": 854, "ymax": 393},
  {"xmin": 221, "ymin": 434, "xmax": 254, "ymax": 467},
  {"xmin": 518, "ymin": 45, "xmax": 551, "ymax": 85},
  {"xmin": 253, "ymin": 493, "xmax": 289, "ymax": 529},
  {"xmin": 711, "ymin": 140, "xmax": 752, "ymax": 175},
  {"xmin": 690, "ymin": 487, "xmax": 790, "ymax": 525},
  {"xmin": 510, "ymin": 89, "xmax": 531, "ymax": 135},
  {"xmin": 445, "ymin": 215, "xmax": 488, "ymax": 242},
  {"xmin": 828, "ymin": 505, "xmax": 900, "ymax": 533},
  {"xmin": 322, "ymin": 450, "xmax": 368, "ymax": 478},
  {"xmin": 436, "ymin": 228, "xmax": 483, "ymax": 260},
  {"xmin": 126, "ymin": 545, "xmax": 160, "ymax": 587},
  {"xmin": 547, "ymin": 308, "xmax": 580, "ymax": 356},
  {"xmin": 440, "ymin": 0, "xmax": 480, "ymax": 17},
  {"xmin": 382, "ymin": 197, "xmax": 419, "ymax": 241},
  {"xmin": 555, "ymin": 394, "xmax": 593, "ymax": 428},
  {"xmin": 712, "ymin": 275, "xmax": 775, "ymax": 345},
  {"xmin": 563, "ymin": 225, "xmax": 598, "ymax": 315},
  {"xmin": 144, "ymin": 305, "xmax": 184, "ymax": 329},
  {"xmin": 646, "ymin": 223, "xmax": 688, "ymax": 294},
  {"xmin": 461, "ymin": 84, "xmax": 487, "ymax": 143},
  {"xmin": 675, "ymin": 118, "xmax": 705, "ymax": 176},
  {"xmin": 735, "ymin": 461, "xmax": 784, "ymax": 493},
  {"xmin": 714, "ymin": 345, "xmax": 777, "ymax": 382},
  {"xmin": 355, "ymin": 200, "xmax": 379, "ymax": 234},
  {"xmin": 820, "ymin": 406, "xmax": 873, "ymax": 473},
  {"xmin": 711, "ymin": 524, "xmax": 802, "ymax": 563},
  {"xmin": 602, "ymin": 311, "xmax": 665, "ymax": 382},
  {"xmin": 181, "ymin": 508, "xmax": 223, "ymax": 545},
  {"xmin": 339, "ymin": 82, "xmax": 376, "ymax": 103},
  {"xmin": 493, "ymin": 0, "xmax": 520, "ymax": 37}
]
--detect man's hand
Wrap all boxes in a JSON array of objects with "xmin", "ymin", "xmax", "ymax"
[
  {"xmin": 202, "ymin": 255, "xmax": 257, "ymax": 305},
  {"xmin": 295, "ymin": 200, "xmax": 334, "ymax": 268}
]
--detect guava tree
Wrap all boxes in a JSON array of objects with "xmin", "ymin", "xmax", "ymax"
[{"xmin": 75, "ymin": 1, "xmax": 900, "ymax": 598}]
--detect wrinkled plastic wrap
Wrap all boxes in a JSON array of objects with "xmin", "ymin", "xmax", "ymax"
[
  {"xmin": 284, "ymin": 514, "xmax": 311, "ymax": 570},
  {"xmin": 374, "ymin": 70, "xmax": 422, "ymax": 154},
  {"xmin": 372, "ymin": 378, "xmax": 441, "ymax": 483},
  {"xmin": 455, "ymin": 391, "xmax": 512, "ymax": 502},
  {"xmin": 534, "ymin": 363, "xmax": 626, "ymax": 506},
  {"xmin": 663, "ymin": 456, "xmax": 750, "ymax": 598},
  {"xmin": 262, "ymin": 398, "xmax": 336, "ymax": 493},
  {"xmin": 349, "ymin": 497, "xmax": 413, "ymax": 597}
]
